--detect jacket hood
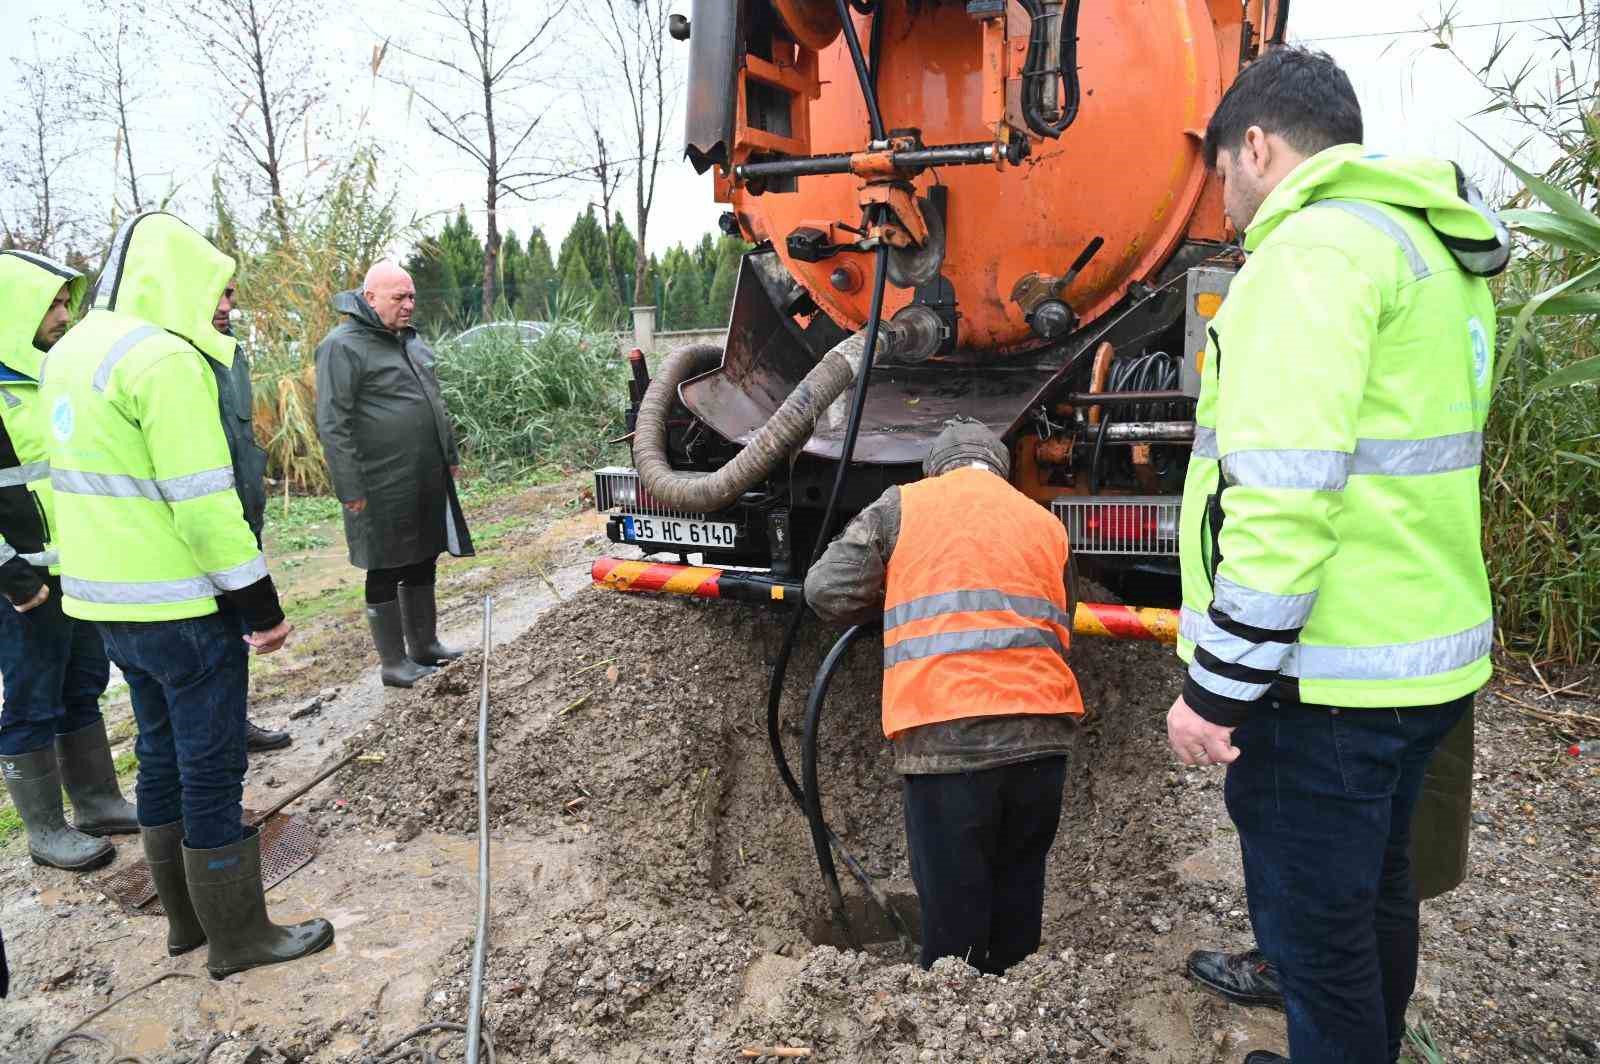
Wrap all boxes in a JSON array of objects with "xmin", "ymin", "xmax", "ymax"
[
  {"xmin": 92, "ymin": 211, "xmax": 237, "ymax": 365},
  {"xmin": 332, "ymin": 289, "xmax": 399, "ymax": 334},
  {"xmin": 1247, "ymin": 144, "xmax": 1512, "ymax": 277},
  {"xmin": 0, "ymin": 250, "xmax": 87, "ymax": 379}
]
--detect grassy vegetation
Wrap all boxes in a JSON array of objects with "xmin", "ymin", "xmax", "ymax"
[
  {"xmin": 433, "ymin": 314, "xmax": 629, "ymax": 478},
  {"xmin": 1428, "ymin": 12, "xmax": 1600, "ymax": 665}
]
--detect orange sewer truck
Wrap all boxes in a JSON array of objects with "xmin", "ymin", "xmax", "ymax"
[{"xmin": 593, "ymin": 0, "xmax": 1292, "ymax": 637}]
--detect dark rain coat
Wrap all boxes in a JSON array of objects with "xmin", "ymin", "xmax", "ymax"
[
  {"xmin": 210, "ymin": 333, "xmax": 269, "ymax": 545},
  {"xmin": 313, "ymin": 290, "xmax": 473, "ymax": 570}
]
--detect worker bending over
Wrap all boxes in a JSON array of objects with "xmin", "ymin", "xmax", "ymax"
[
  {"xmin": 0, "ymin": 251, "xmax": 137, "ymax": 872},
  {"xmin": 806, "ymin": 418, "xmax": 1082, "ymax": 975},
  {"xmin": 1166, "ymin": 47, "xmax": 1508, "ymax": 1064},
  {"xmin": 42, "ymin": 211, "xmax": 332, "ymax": 977}
]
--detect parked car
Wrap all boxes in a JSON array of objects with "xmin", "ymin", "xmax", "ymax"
[{"xmin": 446, "ymin": 320, "xmax": 551, "ymax": 350}]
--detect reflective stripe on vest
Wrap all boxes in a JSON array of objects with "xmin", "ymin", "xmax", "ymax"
[
  {"xmin": 1, "ymin": 389, "xmax": 19, "ymax": 409},
  {"xmin": 0, "ymin": 460, "xmax": 48, "ymax": 488},
  {"xmin": 884, "ymin": 589, "xmax": 1072, "ymax": 633},
  {"xmin": 884, "ymin": 622, "xmax": 1070, "ymax": 668},
  {"xmin": 53, "ymin": 465, "xmax": 235, "ymax": 504},
  {"xmin": 62, "ymin": 552, "xmax": 267, "ymax": 604},
  {"xmin": 1282, "ymin": 618, "xmax": 1493, "ymax": 681}
]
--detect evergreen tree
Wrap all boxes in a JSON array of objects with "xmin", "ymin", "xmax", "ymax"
[
  {"xmin": 557, "ymin": 207, "xmax": 611, "ymax": 294},
  {"xmin": 436, "ymin": 208, "xmax": 486, "ymax": 324},
  {"xmin": 610, "ymin": 212, "xmax": 638, "ymax": 307},
  {"xmin": 557, "ymin": 249, "xmax": 599, "ymax": 322},
  {"xmin": 500, "ymin": 229, "xmax": 525, "ymax": 317},
  {"xmin": 704, "ymin": 236, "xmax": 744, "ymax": 327},
  {"xmin": 404, "ymin": 240, "xmax": 461, "ymax": 336},
  {"xmin": 662, "ymin": 249, "xmax": 705, "ymax": 331},
  {"xmin": 692, "ymin": 233, "xmax": 718, "ymax": 288},
  {"xmin": 521, "ymin": 227, "xmax": 557, "ymax": 319}
]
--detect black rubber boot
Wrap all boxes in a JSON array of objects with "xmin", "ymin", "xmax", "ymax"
[
  {"xmin": 365, "ymin": 601, "xmax": 436, "ymax": 688},
  {"xmin": 1, "ymin": 746, "xmax": 115, "ymax": 871},
  {"xmin": 1187, "ymin": 948, "xmax": 1284, "ymax": 1010},
  {"xmin": 140, "ymin": 820, "xmax": 206, "ymax": 956},
  {"xmin": 182, "ymin": 827, "xmax": 334, "ymax": 979},
  {"xmin": 54, "ymin": 719, "xmax": 139, "ymax": 836},
  {"xmin": 245, "ymin": 720, "xmax": 292, "ymax": 752},
  {"xmin": 1243, "ymin": 1053, "xmax": 1289, "ymax": 1063},
  {"xmin": 397, "ymin": 584, "xmax": 463, "ymax": 666}
]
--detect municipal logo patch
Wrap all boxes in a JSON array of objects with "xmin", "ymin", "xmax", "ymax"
[
  {"xmin": 51, "ymin": 395, "xmax": 74, "ymax": 441},
  {"xmin": 1468, "ymin": 318, "xmax": 1490, "ymax": 387}
]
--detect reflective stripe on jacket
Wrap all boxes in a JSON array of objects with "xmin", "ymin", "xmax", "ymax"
[{"xmin": 882, "ymin": 466, "xmax": 1084, "ymax": 739}]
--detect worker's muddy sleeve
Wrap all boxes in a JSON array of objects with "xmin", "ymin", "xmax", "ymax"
[{"xmin": 803, "ymin": 485, "xmax": 900, "ymax": 626}]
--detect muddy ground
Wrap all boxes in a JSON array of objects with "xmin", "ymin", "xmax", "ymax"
[{"xmin": 3, "ymin": 489, "xmax": 1597, "ymax": 1063}]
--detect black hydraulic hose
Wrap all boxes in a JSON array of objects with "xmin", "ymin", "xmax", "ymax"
[
  {"xmin": 835, "ymin": 0, "xmax": 886, "ymax": 141},
  {"xmin": 762, "ymin": 0, "xmax": 910, "ymax": 952},
  {"xmin": 804, "ymin": 624, "xmax": 911, "ymax": 951}
]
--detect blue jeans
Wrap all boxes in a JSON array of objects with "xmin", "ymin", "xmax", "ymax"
[
  {"xmin": 96, "ymin": 609, "xmax": 249, "ymax": 850},
  {"xmin": 0, "ymin": 576, "xmax": 110, "ymax": 755},
  {"xmin": 1226, "ymin": 694, "xmax": 1471, "ymax": 1064},
  {"xmin": 903, "ymin": 756, "xmax": 1067, "ymax": 974}
]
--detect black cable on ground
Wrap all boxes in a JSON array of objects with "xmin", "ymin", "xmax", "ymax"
[{"xmin": 32, "ymin": 971, "xmax": 207, "ymax": 1064}]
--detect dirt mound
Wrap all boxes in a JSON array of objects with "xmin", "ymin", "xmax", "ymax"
[{"xmin": 333, "ymin": 588, "xmax": 1599, "ymax": 1063}]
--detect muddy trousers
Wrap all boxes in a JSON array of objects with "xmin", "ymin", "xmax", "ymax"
[
  {"xmin": 1227, "ymin": 694, "xmax": 1470, "ymax": 1064},
  {"xmin": 902, "ymin": 756, "xmax": 1067, "ymax": 975},
  {"xmin": 96, "ymin": 608, "xmax": 250, "ymax": 851}
]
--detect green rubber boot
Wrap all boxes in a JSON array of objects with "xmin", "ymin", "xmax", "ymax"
[
  {"xmin": 55, "ymin": 719, "xmax": 139, "ymax": 836},
  {"xmin": 182, "ymin": 827, "xmax": 334, "ymax": 978},
  {"xmin": 398, "ymin": 584, "xmax": 464, "ymax": 665},
  {"xmin": 140, "ymin": 820, "xmax": 206, "ymax": 956},
  {"xmin": 366, "ymin": 600, "xmax": 436, "ymax": 688},
  {"xmin": 1, "ymin": 746, "xmax": 114, "ymax": 871}
]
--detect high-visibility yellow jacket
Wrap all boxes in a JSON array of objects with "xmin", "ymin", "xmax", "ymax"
[
  {"xmin": 1177, "ymin": 146, "xmax": 1509, "ymax": 721},
  {"xmin": 40, "ymin": 211, "xmax": 279, "ymax": 626},
  {"xmin": 0, "ymin": 250, "xmax": 87, "ymax": 590}
]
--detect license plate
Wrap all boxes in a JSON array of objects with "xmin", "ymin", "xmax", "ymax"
[{"xmin": 622, "ymin": 514, "xmax": 738, "ymax": 548}]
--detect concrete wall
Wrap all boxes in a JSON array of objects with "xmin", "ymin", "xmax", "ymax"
[{"xmin": 615, "ymin": 327, "xmax": 728, "ymax": 356}]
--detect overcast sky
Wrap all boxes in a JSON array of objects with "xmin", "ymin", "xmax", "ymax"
[{"xmin": 0, "ymin": 0, "xmax": 1586, "ymax": 258}]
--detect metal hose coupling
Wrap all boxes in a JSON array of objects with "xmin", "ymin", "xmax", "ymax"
[{"xmin": 633, "ymin": 324, "xmax": 904, "ymax": 513}]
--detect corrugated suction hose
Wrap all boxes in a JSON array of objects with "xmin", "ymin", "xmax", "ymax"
[{"xmin": 632, "ymin": 328, "xmax": 889, "ymax": 513}]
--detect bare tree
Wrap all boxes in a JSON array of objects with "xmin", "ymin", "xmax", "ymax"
[
  {"xmin": 0, "ymin": 37, "xmax": 88, "ymax": 256},
  {"xmin": 586, "ymin": 0, "xmax": 675, "ymax": 306},
  {"xmin": 395, "ymin": 0, "xmax": 570, "ymax": 319},
  {"xmin": 582, "ymin": 107, "xmax": 626, "ymax": 299},
  {"xmin": 168, "ymin": 0, "xmax": 326, "ymax": 241},
  {"xmin": 72, "ymin": 0, "xmax": 157, "ymax": 220}
]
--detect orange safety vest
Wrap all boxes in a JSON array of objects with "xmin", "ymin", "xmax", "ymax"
[{"xmin": 881, "ymin": 466, "xmax": 1084, "ymax": 739}]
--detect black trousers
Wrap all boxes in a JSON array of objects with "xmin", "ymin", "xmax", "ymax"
[
  {"xmin": 364, "ymin": 557, "xmax": 438, "ymax": 605},
  {"xmin": 902, "ymin": 755, "xmax": 1067, "ymax": 974}
]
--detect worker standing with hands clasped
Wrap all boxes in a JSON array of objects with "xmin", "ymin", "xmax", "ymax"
[
  {"xmin": 0, "ymin": 250, "xmax": 138, "ymax": 873},
  {"xmin": 314, "ymin": 261, "xmax": 474, "ymax": 688},
  {"xmin": 42, "ymin": 211, "xmax": 332, "ymax": 976},
  {"xmin": 1166, "ymin": 48, "xmax": 1509, "ymax": 1064},
  {"xmin": 806, "ymin": 418, "xmax": 1082, "ymax": 975}
]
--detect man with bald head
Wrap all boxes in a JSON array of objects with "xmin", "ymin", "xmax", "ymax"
[{"xmin": 314, "ymin": 261, "xmax": 474, "ymax": 687}]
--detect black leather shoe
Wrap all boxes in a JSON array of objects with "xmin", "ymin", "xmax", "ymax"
[
  {"xmin": 1186, "ymin": 948, "xmax": 1284, "ymax": 1010},
  {"xmin": 1243, "ymin": 1053, "xmax": 1288, "ymax": 1063},
  {"xmin": 245, "ymin": 720, "xmax": 291, "ymax": 752}
]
